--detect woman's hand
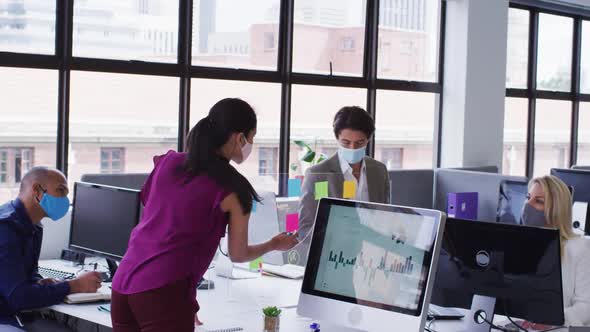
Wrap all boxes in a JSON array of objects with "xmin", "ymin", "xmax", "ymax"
[
  {"xmin": 195, "ymin": 312, "xmax": 203, "ymax": 326},
  {"xmin": 271, "ymin": 232, "xmax": 299, "ymax": 251}
]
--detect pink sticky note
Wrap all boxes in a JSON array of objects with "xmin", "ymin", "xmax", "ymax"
[{"xmin": 286, "ymin": 213, "xmax": 299, "ymax": 233}]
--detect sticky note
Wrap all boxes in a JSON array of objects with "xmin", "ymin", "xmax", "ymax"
[
  {"xmin": 286, "ymin": 213, "xmax": 299, "ymax": 232},
  {"xmin": 315, "ymin": 181, "xmax": 329, "ymax": 200},
  {"xmin": 343, "ymin": 181, "xmax": 356, "ymax": 199},
  {"xmin": 249, "ymin": 257, "xmax": 263, "ymax": 271},
  {"xmin": 252, "ymin": 200, "xmax": 257, "ymax": 213},
  {"xmin": 288, "ymin": 178, "xmax": 302, "ymax": 197}
]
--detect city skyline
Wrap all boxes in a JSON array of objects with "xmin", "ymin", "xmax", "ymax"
[{"xmin": 0, "ymin": 1, "xmax": 587, "ymax": 202}]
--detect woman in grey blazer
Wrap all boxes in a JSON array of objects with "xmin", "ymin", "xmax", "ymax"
[{"xmin": 297, "ymin": 106, "xmax": 391, "ymax": 247}]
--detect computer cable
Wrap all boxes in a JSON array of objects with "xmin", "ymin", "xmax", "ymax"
[
  {"xmin": 502, "ymin": 300, "xmax": 529, "ymax": 332},
  {"xmin": 475, "ymin": 310, "xmax": 511, "ymax": 332}
]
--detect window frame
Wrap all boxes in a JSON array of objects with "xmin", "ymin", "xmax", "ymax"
[
  {"xmin": 506, "ymin": 1, "xmax": 589, "ymax": 177},
  {"xmin": 100, "ymin": 148, "xmax": 125, "ymax": 174},
  {"xmin": 0, "ymin": 0, "xmax": 446, "ymax": 196}
]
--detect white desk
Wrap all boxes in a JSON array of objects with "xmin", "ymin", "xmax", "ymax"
[{"xmin": 40, "ymin": 259, "xmax": 569, "ymax": 332}]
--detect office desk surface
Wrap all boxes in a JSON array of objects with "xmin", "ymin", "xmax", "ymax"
[{"xmin": 42, "ymin": 260, "xmax": 570, "ymax": 332}]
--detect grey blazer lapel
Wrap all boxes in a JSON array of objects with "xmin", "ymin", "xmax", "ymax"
[{"xmin": 365, "ymin": 157, "xmax": 381, "ymax": 202}]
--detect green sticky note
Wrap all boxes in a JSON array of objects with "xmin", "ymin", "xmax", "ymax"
[
  {"xmin": 249, "ymin": 257, "xmax": 263, "ymax": 271},
  {"xmin": 315, "ymin": 181, "xmax": 329, "ymax": 200}
]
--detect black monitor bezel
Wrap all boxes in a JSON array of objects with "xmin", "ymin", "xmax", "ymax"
[
  {"xmin": 432, "ymin": 217, "xmax": 565, "ymax": 325},
  {"xmin": 69, "ymin": 181, "xmax": 141, "ymax": 261},
  {"xmin": 301, "ymin": 198, "xmax": 443, "ymax": 316}
]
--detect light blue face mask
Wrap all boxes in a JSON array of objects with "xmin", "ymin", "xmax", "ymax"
[
  {"xmin": 338, "ymin": 145, "xmax": 366, "ymax": 164},
  {"xmin": 37, "ymin": 188, "xmax": 70, "ymax": 221}
]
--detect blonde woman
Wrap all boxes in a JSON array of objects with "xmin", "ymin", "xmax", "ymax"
[{"xmin": 521, "ymin": 175, "xmax": 590, "ymax": 326}]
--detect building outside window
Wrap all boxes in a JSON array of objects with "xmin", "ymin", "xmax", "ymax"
[
  {"xmin": 0, "ymin": 148, "xmax": 34, "ymax": 185},
  {"xmin": 341, "ymin": 37, "xmax": 355, "ymax": 51},
  {"xmin": 259, "ymin": 147, "xmax": 278, "ymax": 179},
  {"xmin": 100, "ymin": 148, "xmax": 124, "ymax": 174},
  {"xmin": 0, "ymin": 151, "xmax": 7, "ymax": 184},
  {"xmin": 14, "ymin": 148, "xmax": 33, "ymax": 183},
  {"xmin": 380, "ymin": 148, "xmax": 404, "ymax": 170}
]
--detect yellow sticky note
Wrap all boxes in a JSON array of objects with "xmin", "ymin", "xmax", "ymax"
[
  {"xmin": 343, "ymin": 181, "xmax": 356, "ymax": 199},
  {"xmin": 315, "ymin": 181, "xmax": 329, "ymax": 200}
]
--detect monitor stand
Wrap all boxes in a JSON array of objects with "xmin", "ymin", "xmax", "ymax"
[
  {"xmin": 460, "ymin": 295, "xmax": 497, "ymax": 332},
  {"xmin": 104, "ymin": 258, "xmax": 119, "ymax": 283}
]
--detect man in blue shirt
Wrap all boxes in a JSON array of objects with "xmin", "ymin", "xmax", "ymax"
[{"xmin": 0, "ymin": 167, "xmax": 102, "ymax": 331}]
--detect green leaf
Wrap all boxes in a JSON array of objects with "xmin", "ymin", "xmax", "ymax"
[
  {"xmin": 301, "ymin": 150, "xmax": 316, "ymax": 163},
  {"xmin": 316, "ymin": 153, "xmax": 327, "ymax": 164},
  {"xmin": 263, "ymin": 306, "xmax": 282, "ymax": 317},
  {"xmin": 294, "ymin": 140, "xmax": 311, "ymax": 150}
]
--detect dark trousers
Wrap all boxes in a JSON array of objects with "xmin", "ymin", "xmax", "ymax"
[{"xmin": 111, "ymin": 278, "xmax": 197, "ymax": 332}]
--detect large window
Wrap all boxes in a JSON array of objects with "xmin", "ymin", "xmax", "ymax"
[
  {"xmin": 503, "ymin": 98, "xmax": 528, "ymax": 176},
  {"xmin": 534, "ymin": 100, "xmax": 571, "ymax": 177},
  {"xmin": 192, "ymin": 0, "xmax": 280, "ymax": 71},
  {"xmin": 1, "ymin": 1, "xmax": 444, "ymax": 197},
  {"xmin": 69, "ymin": 71, "xmax": 178, "ymax": 188},
  {"xmin": 0, "ymin": 1, "xmax": 55, "ymax": 55},
  {"xmin": 0, "ymin": 68, "xmax": 57, "ymax": 202},
  {"xmin": 292, "ymin": 0, "xmax": 366, "ymax": 76},
  {"xmin": 506, "ymin": 9, "xmax": 529, "ymax": 89},
  {"xmin": 581, "ymin": 21, "xmax": 590, "ymax": 94},
  {"xmin": 578, "ymin": 103, "xmax": 590, "ymax": 166},
  {"xmin": 505, "ymin": 6, "xmax": 588, "ymax": 177},
  {"xmin": 378, "ymin": 0, "xmax": 441, "ymax": 82},
  {"xmin": 537, "ymin": 14, "xmax": 573, "ymax": 92},
  {"xmin": 73, "ymin": 1, "xmax": 179, "ymax": 62},
  {"xmin": 289, "ymin": 85, "xmax": 366, "ymax": 178},
  {"xmin": 375, "ymin": 90, "xmax": 436, "ymax": 169},
  {"xmin": 190, "ymin": 79, "xmax": 281, "ymax": 193}
]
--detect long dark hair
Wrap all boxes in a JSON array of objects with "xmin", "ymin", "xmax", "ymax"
[{"xmin": 184, "ymin": 98, "xmax": 260, "ymax": 214}]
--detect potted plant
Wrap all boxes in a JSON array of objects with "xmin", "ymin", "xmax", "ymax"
[
  {"xmin": 262, "ymin": 306, "xmax": 282, "ymax": 332},
  {"xmin": 292, "ymin": 140, "xmax": 328, "ymax": 175}
]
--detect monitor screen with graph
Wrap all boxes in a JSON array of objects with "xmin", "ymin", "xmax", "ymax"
[{"xmin": 298, "ymin": 198, "xmax": 445, "ymax": 331}]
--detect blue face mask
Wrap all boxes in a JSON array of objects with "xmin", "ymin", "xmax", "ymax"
[
  {"xmin": 338, "ymin": 145, "xmax": 366, "ymax": 164},
  {"xmin": 520, "ymin": 202, "xmax": 547, "ymax": 227},
  {"xmin": 37, "ymin": 188, "xmax": 70, "ymax": 221}
]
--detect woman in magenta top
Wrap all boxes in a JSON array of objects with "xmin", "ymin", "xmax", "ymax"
[{"xmin": 110, "ymin": 98, "xmax": 299, "ymax": 332}]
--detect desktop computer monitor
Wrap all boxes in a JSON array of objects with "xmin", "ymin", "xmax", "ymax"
[
  {"xmin": 551, "ymin": 168, "xmax": 590, "ymax": 203},
  {"xmin": 297, "ymin": 198, "xmax": 446, "ymax": 332},
  {"xmin": 496, "ymin": 179, "xmax": 528, "ymax": 224},
  {"xmin": 431, "ymin": 218, "xmax": 564, "ymax": 331},
  {"xmin": 69, "ymin": 182, "xmax": 141, "ymax": 279}
]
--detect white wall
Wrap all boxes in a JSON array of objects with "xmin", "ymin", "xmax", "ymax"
[{"xmin": 440, "ymin": 0, "xmax": 509, "ymax": 169}]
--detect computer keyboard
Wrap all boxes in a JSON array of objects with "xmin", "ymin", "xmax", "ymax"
[
  {"xmin": 38, "ymin": 266, "xmax": 75, "ymax": 280},
  {"xmin": 262, "ymin": 264, "xmax": 305, "ymax": 279}
]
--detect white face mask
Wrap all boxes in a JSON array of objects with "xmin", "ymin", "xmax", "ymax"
[{"xmin": 232, "ymin": 134, "xmax": 252, "ymax": 164}]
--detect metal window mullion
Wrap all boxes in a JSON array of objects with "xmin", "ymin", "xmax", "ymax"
[
  {"xmin": 526, "ymin": 10, "xmax": 539, "ymax": 178},
  {"xmin": 364, "ymin": 0, "xmax": 380, "ymax": 158},
  {"xmin": 570, "ymin": 18, "xmax": 582, "ymax": 167},
  {"xmin": 56, "ymin": 0, "xmax": 73, "ymax": 175},
  {"xmin": 178, "ymin": 0, "xmax": 193, "ymax": 152},
  {"xmin": 435, "ymin": 0, "xmax": 447, "ymax": 168},
  {"xmin": 277, "ymin": 0, "xmax": 294, "ymax": 196}
]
